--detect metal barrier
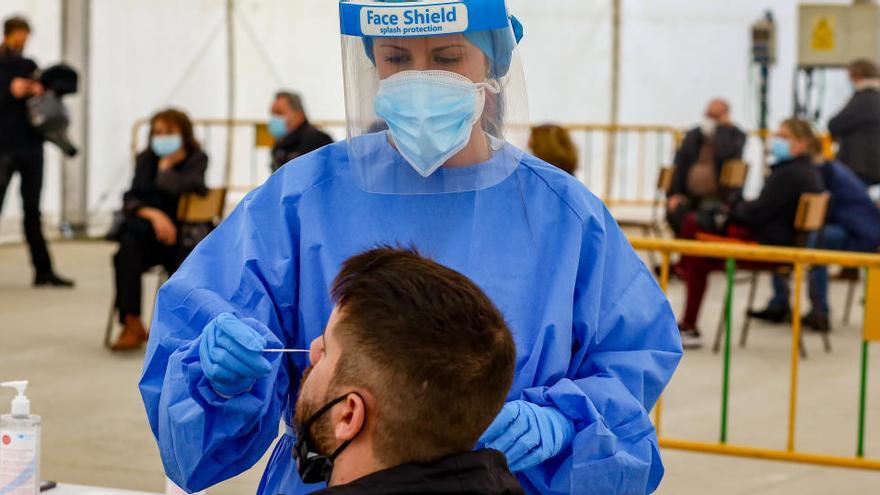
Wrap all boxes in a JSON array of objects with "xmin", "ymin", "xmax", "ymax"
[
  {"xmin": 129, "ymin": 119, "xmax": 682, "ymax": 204},
  {"xmin": 129, "ymin": 117, "xmax": 347, "ymax": 195},
  {"xmin": 630, "ymin": 237, "xmax": 880, "ymax": 471},
  {"xmin": 564, "ymin": 124, "xmax": 683, "ymax": 207}
]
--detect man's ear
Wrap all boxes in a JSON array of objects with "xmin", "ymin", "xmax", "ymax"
[{"xmin": 333, "ymin": 393, "xmax": 367, "ymax": 442}]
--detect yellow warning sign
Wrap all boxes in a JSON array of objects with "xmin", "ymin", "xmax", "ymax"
[{"xmin": 811, "ymin": 16, "xmax": 836, "ymax": 52}]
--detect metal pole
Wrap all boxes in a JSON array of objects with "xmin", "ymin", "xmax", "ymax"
[
  {"xmin": 857, "ymin": 341, "xmax": 869, "ymax": 457},
  {"xmin": 720, "ymin": 258, "xmax": 735, "ymax": 443},
  {"xmin": 60, "ymin": 0, "xmax": 91, "ymax": 236},
  {"xmin": 653, "ymin": 251, "xmax": 671, "ymax": 436},
  {"xmin": 604, "ymin": 0, "xmax": 622, "ymax": 201},
  {"xmin": 759, "ymin": 64, "xmax": 770, "ymax": 171},
  {"xmin": 787, "ymin": 262, "xmax": 805, "ymax": 452},
  {"xmin": 225, "ymin": 0, "xmax": 236, "ymax": 188}
]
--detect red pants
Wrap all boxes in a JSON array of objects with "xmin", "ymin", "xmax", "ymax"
[{"xmin": 679, "ymin": 214, "xmax": 755, "ymax": 328}]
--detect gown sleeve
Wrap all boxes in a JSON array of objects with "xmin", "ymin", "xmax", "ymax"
[
  {"xmin": 518, "ymin": 205, "xmax": 683, "ymax": 495},
  {"xmin": 138, "ymin": 169, "xmax": 301, "ymax": 492}
]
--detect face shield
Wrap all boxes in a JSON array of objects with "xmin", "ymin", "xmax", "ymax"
[{"xmin": 339, "ymin": 0, "xmax": 529, "ymax": 194}]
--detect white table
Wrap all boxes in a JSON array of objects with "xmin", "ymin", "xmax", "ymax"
[{"xmin": 52, "ymin": 484, "xmax": 162, "ymax": 495}]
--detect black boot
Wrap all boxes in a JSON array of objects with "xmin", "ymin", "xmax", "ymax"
[
  {"xmin": 747, "ymin": 305, "xmax": 791, "ymax": 323},
  {"xmin": 34, "ymin": 272, "xmax": 75, "ymax": 288},
  {"xmin": 802, "ymin": 311, "xmax": 831, "ymax": 333}
]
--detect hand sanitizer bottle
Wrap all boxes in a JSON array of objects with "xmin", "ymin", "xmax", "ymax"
[{"xmin": 0, "ymin": 381, "xmax": 40, "ymax": 495}]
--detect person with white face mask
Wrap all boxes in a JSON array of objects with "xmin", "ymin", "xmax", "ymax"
[
  {"xmin": 666, "ymin": 98, "xmax": 746, "ymax": 235},
  {"xmin": 140, "ymin": 2, "xmax": 682, "ymax": 494}
]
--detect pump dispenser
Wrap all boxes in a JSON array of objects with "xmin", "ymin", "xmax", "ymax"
[
  {"xmin": 2, "ymin": 382, "xmax": 30, "ymax": 417},
  {"xmin": 1, "ymin": 380, "xmax": 41, "ymax": 495}
]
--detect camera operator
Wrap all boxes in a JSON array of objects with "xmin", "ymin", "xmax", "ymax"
[{"xmin": 0, "ymin": 15, "xmax": 73, "ymax": 287}]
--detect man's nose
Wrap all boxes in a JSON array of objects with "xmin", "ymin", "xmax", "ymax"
[{"xmin": 308, "ymin": 337, "xmax": 323, "ymax": 365}]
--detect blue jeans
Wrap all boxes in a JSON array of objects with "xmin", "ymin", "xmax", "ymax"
[{"xmin": 768, "ymin": 225, "xmax": 850, "ymax": 315}]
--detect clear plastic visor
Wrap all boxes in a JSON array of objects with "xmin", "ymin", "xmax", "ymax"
[{"xmin": 339, "ymin": 0, "xmax": 529, "ymax": 194}]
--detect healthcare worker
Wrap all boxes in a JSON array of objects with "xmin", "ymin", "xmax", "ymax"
[{"xmin": 139, "ymin": 1, "xmax": 682, "ymax": 494}]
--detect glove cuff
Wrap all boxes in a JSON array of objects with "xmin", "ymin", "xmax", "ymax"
[{"xmin": 538, "ymin": 404, "xmax": 576, "ymax": 457}]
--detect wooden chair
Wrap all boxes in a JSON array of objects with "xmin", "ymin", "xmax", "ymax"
[
  {"xmin": 616, "ymin": 167, "xmax": 673, "ymax": 268},
  {"xmin": 616, "ymin": 166, "xmax": 674, "ymax": 237},
  {"xmin": 176, "ymin": 188, "xmax": 227, "ymax": 224},
  {"xmin": 712, "ymin": 192, "xmax": 832, "ymax": 357},
  {"xmin": 842, "ymin": 276, "xmax": 864, "ymax": 326},
  {"xmin": 103, "ymin": 188, "xmax": 228, "ymax": 349},
  {"xmin": 719, "ymin": 159, "xmax": 748, "ymax": 190}
]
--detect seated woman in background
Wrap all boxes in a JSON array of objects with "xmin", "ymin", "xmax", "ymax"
[
  {"xmin": 111, "ymin": 109, "xmax": 208, "ymax": 351},
  {"xmin": 750, "ymin": 149, "xmax": 880, "ymax": 332},
  {"xmin": 529, "ymin": 124, "xmax": 578, "ymax": 176},
  {"xmin": 676, "ymin": 118, "xmax": 826, "ymax": 349}
]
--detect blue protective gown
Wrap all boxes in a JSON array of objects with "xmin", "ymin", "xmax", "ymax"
[{"xmin": 139, "ymin": 133, "xmax": 682, "ymax": 495}]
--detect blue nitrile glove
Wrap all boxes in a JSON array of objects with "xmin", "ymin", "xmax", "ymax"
[
  {"xmin": 479, "ymin": 400, "xmax": 575, "ymax": 473},
  {"xmin": 198, "ymin": 313, "xmax": 276, "ymax": 397}
]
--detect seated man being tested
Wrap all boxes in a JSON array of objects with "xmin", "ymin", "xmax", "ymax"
[{"xmin": 260, "ymin": 247, "xmax": 522, "ymax": 493}]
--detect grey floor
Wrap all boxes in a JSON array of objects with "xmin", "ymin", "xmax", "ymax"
[{"xmin": 1, "ymin": 241, "xmax": 879, "ymax": 494}]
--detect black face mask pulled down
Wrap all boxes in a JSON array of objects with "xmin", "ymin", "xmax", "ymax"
[{"xmin": 293, "ymin": 393, "xmax": 364, "ymax": 485}]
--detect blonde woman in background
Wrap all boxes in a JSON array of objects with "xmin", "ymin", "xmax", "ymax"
[{"xmin": 529, "ymin": 124, "xmax": 578, "ymax": 175}]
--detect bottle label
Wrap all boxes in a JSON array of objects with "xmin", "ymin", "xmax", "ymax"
[{"xmin": 0, "ymin": 428, "xmax": 37, "ymax": 495}]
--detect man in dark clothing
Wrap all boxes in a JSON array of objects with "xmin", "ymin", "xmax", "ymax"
[
  {"xmin": 269, "ymin": 91, "xmax": 333, "ymax": 172},
  {"xmin": 291, "ymin": 248, "xmax": 523, "ymax": 494},
  {"xmin": 0, "ymin": 16, "xmax": 73, "ymax": 287},
  {"xmin": 828, "ymin": 58, "xmax": 880, "ymax": 186},
  {"xmin": 667, "ymin": 98, "xmax": 747, "ymax": 233},
  {"xmin": 312, "ymin": 451, "xmax": 521, "ymax": 495}
]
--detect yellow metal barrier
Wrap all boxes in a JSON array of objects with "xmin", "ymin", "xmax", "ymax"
[
  {"xmin": 129, "ymin": 117, "xmax": 347, "ymax": 195},
  {"xmin": 630, "ymin": 237, "xmax": 880, "ymax": 471},
  {"xmin": 129, "ymin": 118, "xmax": 682, "ymax": 204},
  {"xmin": 864, "ymin": 267, "xmax": 880, "ymax": 343},
  {"xmin": 561, "ymin": 123, "xmax": 683, "ymax": 207}
]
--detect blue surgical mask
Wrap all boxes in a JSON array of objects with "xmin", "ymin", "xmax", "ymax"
[
  {"xmin": 374, "ymin": 70, "xmax": 501, "ymax": 177},
  {"xmin": 268, "ymin": 115, "xmax": 288, "ymax": 139},
  {"xmin": 151, "ymin": 134, "xmax": 183, "ymax": 158},
  {"xmin": 770, "ymin": 137, "xmax": 793, "ymax": 163}
]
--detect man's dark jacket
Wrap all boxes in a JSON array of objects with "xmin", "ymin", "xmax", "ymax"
[
  {"xmin": 271, "ymin": 120, "xmax": 333, "ymax": 172},
  {"xmin": 0, "ymin": 46, "xmax": 41, "ymax": 151},
  {"xmin": 669, "ymin": 124, "xmax": 747, "ymax": 197},
  {"xmin": 314, "ymin": 450, "xmax": 525, "ymax": 495},
  {"xmin": 820, "ymin": 160, "xmax": 880, "ymax": 252},
  {"xmin": 829, "ymin": 87, "xmax": 880, "ymax": 185},
  {"xmin": 730, "ymin": 155, "xmax": 825, "ymax": 246}
]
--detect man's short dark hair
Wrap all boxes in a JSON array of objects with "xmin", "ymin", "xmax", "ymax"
[
  {"xmin": 275, "ymin": 90, "xmax": 305, "ymax": 115},
  {"xmin": 4, "ymin": 16, "xmax": 30, "ymax": 37},
  {"xmin": 849, "ymin": 58, "xmax": 879, "ymax": 79},
  {"xmin": 329, "ymin": 247, "xmax": 516, "ymax": 466}
]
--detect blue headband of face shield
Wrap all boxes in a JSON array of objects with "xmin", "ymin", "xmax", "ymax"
[{"xmin": 358, "ymin": 4, "xmax": 524, "ymax": 79}]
